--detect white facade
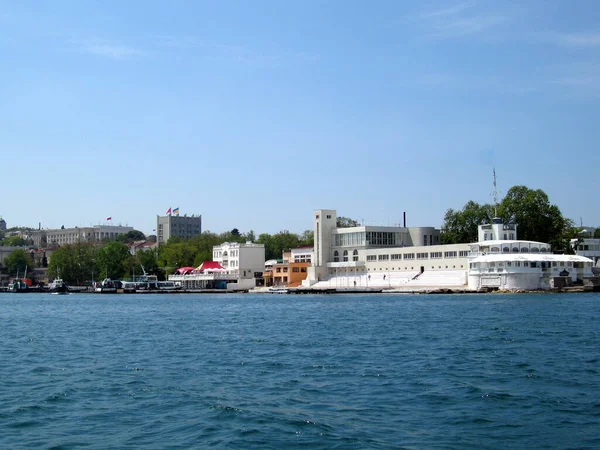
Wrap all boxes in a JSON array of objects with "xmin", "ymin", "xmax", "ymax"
[
  {"xmin": 572, "ymin": 238, "xmax": 600, "ymax": 266},
  {"xmin": 468, "ymin": 219, "xmax": 594, "ymax": 290},
  {"xmin": 468, "ymin": 253, "xmax": 593, "ymax": 290},
  {"xmin": 170, "ymin": 241, "xmax": 266, "ymax": 291},
  {"xmin": 306, "ymin": 209, "xmax": 596, "ymax": 291},
  {"xmin": 290, "ymin": 246, "xmax": 313, "ymax": 263},
  {"xmin": 213, "ymin": 242, "xmax": 265, "ymax": 280},
  {"xmin": 306, "ymin": 209, "xmax": 467, "ymax": 287},
  {"xmin": 32, "ymin": 225, "xmax": 134, "ymax": 247}
]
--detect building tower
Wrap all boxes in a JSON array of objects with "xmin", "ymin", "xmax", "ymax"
[{"xmin": 156, "ymin": 213, "xmax": 202, "ymax": 245}]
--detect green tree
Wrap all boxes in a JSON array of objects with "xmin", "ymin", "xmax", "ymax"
[
  {"xmin": 96, "ymin": 242, "xmax": 131, "ymax": 279},
  {"xmin": 441, "ymin": 201, "xmax": 495, "ymax": 244},
  {"xmin": 594, "ymin": 228, "xmax": 600, "ymax": 239},
  {"xmin": 158, "ymin": 241, "xmax": 197, "ymax": 275},
  {"xmin": 218, "ymin": 230, "xmax": 245, "ymax": 244},
  {"xmin": 243, "ymin": 230, "xmax": 256, "ymax": 243},
  {"xmin": 136, "ymin": 248, "xmax": 163, "ymax": 280},
  {"xmin": 48, "ymin": 243, "xmax": 98, "ymax": 285},
  {"xmin": 258, "ymin": 230, "xmax": 302, "ymax": 260},
  {"xmin": 337, "ymin": 216, "xmax": 360, "ymax": 228},
  {"xmin": 189, "ymin": 231, "xmax": 222, "ymax": 266},
  {"xmin": 116, "ymin": 230, "xmax": 146, "ymax": 243},
  {"xmin": 300, "ymin": 230, "xmax": 314, "ymax": 246},
  {"xmin": 498, "ymin": 186, "xmax": 573, "ymax": 252},
  {"xmin": 0, "ymin": 236, "xmax": 31, "ymax": 246},
  {"xmin": 4, "ymin": 249, "xmax": 33, "ymax": 276},
  {"xmin": 257, "ymin": 233, "xmax": 275, "ymax": 260}
]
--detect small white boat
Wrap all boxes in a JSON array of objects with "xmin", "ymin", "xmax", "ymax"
[{"xmin": 269, "ymin": 287, "xmax": 289, "ymax": 294}]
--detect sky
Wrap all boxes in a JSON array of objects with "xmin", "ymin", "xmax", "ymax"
[{"xmin": 1, "ymin": 0, "xmax": 599, "ymax": 236}]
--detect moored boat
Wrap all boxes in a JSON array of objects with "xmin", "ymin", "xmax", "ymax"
[
  {"xmin": 269, "ymin": 287, "xmax": 290, "ymax": 294},
  {"xmin": 48, "ymin": 278, "xmax": 69, "ymax": 294},
  {"xmin": 94, "ymin": 278, "xmax": 118, "ymax": 293}
]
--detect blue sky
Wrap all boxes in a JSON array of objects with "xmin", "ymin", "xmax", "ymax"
[{"xmin": 1, "ymin": 0, "xmax": 599, "ymax": 236}]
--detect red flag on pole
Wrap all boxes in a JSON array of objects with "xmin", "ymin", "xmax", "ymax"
[
  {"xmin": 166, "ymin": 207, "xmax": 172, "ymax": 215},
  {"xmin": 106, "ymin": 217, "xmax": 112, "ymax": 221}
]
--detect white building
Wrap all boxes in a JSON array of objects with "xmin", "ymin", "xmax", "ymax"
[
  {"xmin": 169, "ymin": 241, "xmax": 266, "ymax": 291},
  {"xmin": 305, "ymin": 209, "xmax": 596, "ymax": 291},
  {"xmin": 156, "ymin": 213, "xmax": 202, "ymax": 245},
  {"xmin": 468, "ymin": 218, "xmax": 594, "ymax": 290},
  {"xmin": 213, "ymin": 241, "xmax": 265, "ymax": 281},
  {"xmin": 290, "ymin": 245, "xmax": 313, "ymax": 263},
  {"xmin": 32, "ymin": 225, "xmax": 134, "ymax": 247},
  {"xmin": 571, "ymin": 238, "xmax": 600, "ymax": 266},
  {"xmin": 306, "ymin": 209, "xmax": 470, "ymax": 288}
]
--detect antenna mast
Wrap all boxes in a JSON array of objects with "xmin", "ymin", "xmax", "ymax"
[{"xmin": 492, "ymin": 167, "xmax": 499, "ymax": 217}]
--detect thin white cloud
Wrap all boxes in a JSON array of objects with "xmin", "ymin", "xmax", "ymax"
[
  {"xmin": 85, "ymin": 44, "xmax": 143, "ymax": 60},
  {"xmin": 419, "ymin": 72, "xmax": 538, "ymax": 94},
  {"xmin": 547, "ymin": 32, "xmax": 600, "ymax": 48},
  {"xmin": 419, "ymin": 3, "xmax": 472, "ymax": 19},
  {"xmin": 558, "ymin": 75, "xmax": 599, "ymax": 88},
  {"xmin": 70, "ymin": 38, "xmax": 145, "ymax": 60},
  {"xmin": 150, "ymin": 34, "xmax": 318, "ymax": 68},
  {"xmin": 413, "ymin": 3, "xmax": 507, "ymax": 38},
  {"xmin": 555, "ymin": 68, "xmax": 600, "ymax": 92}
]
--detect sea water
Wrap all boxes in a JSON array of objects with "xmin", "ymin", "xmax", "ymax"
[{"xmin": 0, "ymin": 292, "xmax": 598, "ymax": 449}]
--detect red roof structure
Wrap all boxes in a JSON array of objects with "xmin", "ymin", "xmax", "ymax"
[
  {"xmin": 175, "ymin": 266, "xmax": 196, "ymax": 275},
  {"xmin": 195, "ymin": 261, "xmax": 226, "ymax": 272}
]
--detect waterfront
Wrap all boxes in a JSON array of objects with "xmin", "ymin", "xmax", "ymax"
[{"xmin": 1, "ymin": 293, "xmax": 599, "ymax": 449}]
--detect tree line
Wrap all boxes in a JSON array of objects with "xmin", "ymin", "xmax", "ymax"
[
  {"xmin": 440, "ymin": 185, "xmax": 595, "ymax": 252},
  {"xmin": 2, "ymin": 228, "xmax": 315, "ymax": 285}
]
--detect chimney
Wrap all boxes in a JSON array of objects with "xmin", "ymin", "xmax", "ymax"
[{"xmin": 403, "ymin": 212, "xmax": 406, "ymax": 228}]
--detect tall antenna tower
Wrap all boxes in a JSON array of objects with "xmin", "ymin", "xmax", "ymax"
[{"xmin": 492, "ymin": 167, "xmax": 499, "ymax": 217}]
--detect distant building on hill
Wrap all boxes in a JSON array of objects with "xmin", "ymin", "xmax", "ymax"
[
  {"xmin": 127, "ymin": 240, "xmax": 158, "ymax": 256},
  {"xmin": 0, "ymin": 217, "xmax": 6, "ymax": 231},
  {"xmin": 156, "ymin": 213, "xmax": 202, "ymax": 245},
  {"xmin": 32, "ymin": 225, "xmax": 134, "ymax": 248}
]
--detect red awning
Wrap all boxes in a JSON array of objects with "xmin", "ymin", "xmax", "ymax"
[
  {"xmin": 175, "ymin": 266, "xmax": 196, "ymax": 275},
  {"xmin": 195, "ymin": 261, "xmax": 226, "ymax": 272}
]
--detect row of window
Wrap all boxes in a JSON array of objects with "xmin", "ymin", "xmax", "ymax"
[
  {"xmin": 367, "ymin": 265, "xmax": 464, "ymax": 271},
  {"xmin": 577, "ymin": 244, "xmax": 600, "ymax": 251},
  {"xmin": 488, "ymin": 247, "xmax": 548, "ymax": 253},
  {"xmin": 334, "ymin": 249, "xmax": 360, "ymax": 262},
  {"xmin": 335, "ymin": 249, "xmax": 470, "ymax": 262},
  {"xmin": 470, "ymin": 261, "xmax": 590, "ymax": 269},
  {"xmin": 483, "ymin": 233, "xmax": 515, "ymax": 240}
]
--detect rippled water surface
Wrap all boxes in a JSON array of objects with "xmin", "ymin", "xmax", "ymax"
[{"xmin": 1, "ymin": 292, "xmax": 599, "ymax": 449}]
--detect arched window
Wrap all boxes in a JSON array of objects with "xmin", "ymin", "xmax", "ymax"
[
  {"xmin": 503, "ymin": 247, "xmax": 510, "ymax": 253},
  {"xmin": 353, "ymin": 249, "xmax": 359, "ymax": 262},
  {"xmin": 343, "ymin": 250, "xmax": 348, "ymax": 262},
  {"xmin": 513, "ymin": 247, "xmax": 519, "ymax": 253},
  {"xmin": 333, "ymin": 251, "xmax": 339, "ymax": 262},
  {"xmin": 531, "ymin": 247, "xmax": 539, "ymax": 253},
  {"xmin": 521, "ymin": 248, "xmax": 528, "ymax": 253},
  {"xmin": 540, "ymin": 247, "xmax": 547, "ymax": 253},
  {"xmin": 491, "ymin": 247, "xmax": 500, "ymax": 252}
]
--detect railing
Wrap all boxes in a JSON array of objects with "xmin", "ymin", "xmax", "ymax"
[{"xmin": 169, "ymin": 271, "xmax": 240, "ymax": 281}]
